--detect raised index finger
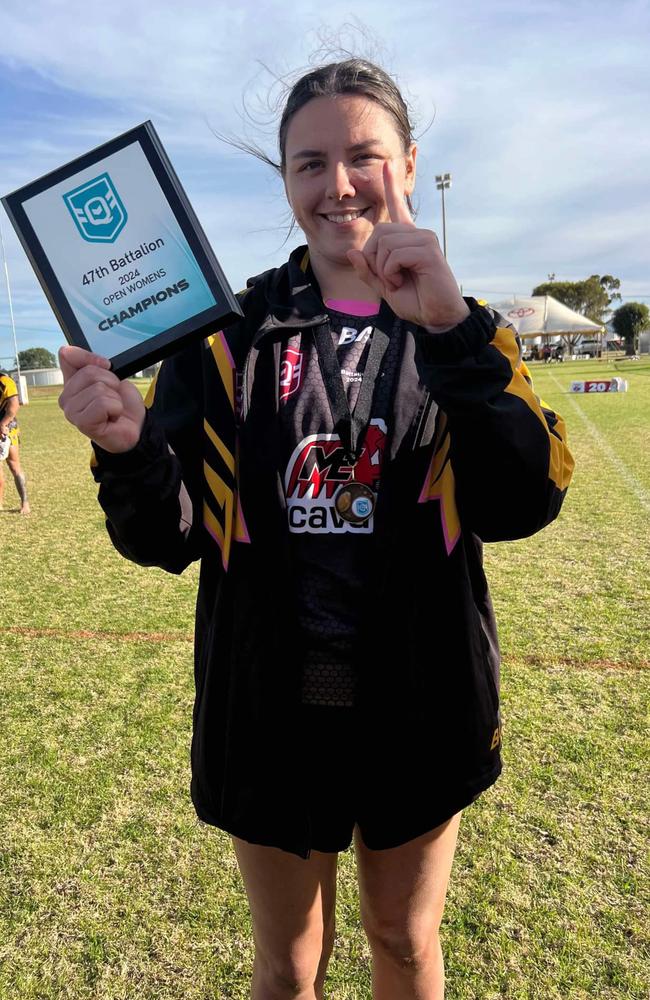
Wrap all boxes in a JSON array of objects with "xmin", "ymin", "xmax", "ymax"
[{"xmin": 383, "ymin": 159, "xmax": 414, "ymax": 225}]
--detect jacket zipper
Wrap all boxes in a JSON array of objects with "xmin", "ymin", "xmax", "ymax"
[
  {"xmin": 238, "ymin": 333, "xmax": 313, "ymax": 858},
  {"xmin": 241, "ymin": 347, "xmax": 252, "ymax": 422}
]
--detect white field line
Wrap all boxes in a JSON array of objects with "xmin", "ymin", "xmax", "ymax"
[{"xmin": 548, "ymin": 373, "xmax": 650, "ymax": 514}]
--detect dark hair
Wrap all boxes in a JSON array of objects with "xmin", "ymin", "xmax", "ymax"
[
  {"xmin": 216, "ymin": 57, "xmax": 418, "ymax": 229},
  {"xmin": 277, "ymin": 59, "xmax": 415, "ymax": 174}
]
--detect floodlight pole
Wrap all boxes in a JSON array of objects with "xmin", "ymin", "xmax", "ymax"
[
  {"xmin": 0, "ymin": 221, "xmax": 21, "ymax": 386},
  {"xmin": 435, "ymin": 172, "xmax": 452, "ymax": 258}
]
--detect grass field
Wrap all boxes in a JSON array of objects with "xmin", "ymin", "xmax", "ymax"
[{"xmin": 0, "ymin": 358, "xmax": 648, "ymax": 999}]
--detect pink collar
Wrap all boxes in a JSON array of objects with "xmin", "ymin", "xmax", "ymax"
[{"xmin": 324, "ymin": 298, "xmax": 379, "ymax": 317}]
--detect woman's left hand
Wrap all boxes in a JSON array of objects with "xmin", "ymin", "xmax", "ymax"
[{"xmin": 347, "ymin": 161, "xmax": 470, "ymax": 331}]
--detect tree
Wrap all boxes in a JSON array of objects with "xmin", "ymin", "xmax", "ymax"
[
  {"xmin": 611, "ymin": 302, "xmax": 650, "ymax": 357},
  {"xmin": 531, "ymin": 274, "xmax": 622, "ymax": 352},
  {"xmin": 532, "ymin": 275, "xmax": 622, "ymax": 323},
  {"xmin": 16, "ymin": 347, "xmax": 58, "ymax": 370}
]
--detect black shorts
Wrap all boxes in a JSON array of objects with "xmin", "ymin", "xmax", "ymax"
[{"xmin": 299, "ymin": 703, "xmax": 488, "ymax": 853}]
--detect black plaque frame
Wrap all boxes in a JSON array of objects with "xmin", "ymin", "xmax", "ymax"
[{"xmin": 2, "ymin": 121, "xmax": 243, "ymax": 378}]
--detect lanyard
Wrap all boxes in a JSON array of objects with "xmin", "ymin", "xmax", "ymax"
[{"xmin": 313, "ymin": 320, "xmax": 390, "ymax": 465}]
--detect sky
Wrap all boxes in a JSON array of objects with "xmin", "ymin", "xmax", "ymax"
[{"xmin": 0, "ymin": 0, "xmax": 648, "ymax": 364}]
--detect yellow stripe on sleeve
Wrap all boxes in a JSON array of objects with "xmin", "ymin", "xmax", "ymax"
[
  {"xmin": 203, "ymin": 460, "xmax": 234, "ymax": 569},
  {"xmin": 418, "ymin": 415, "xmax": 461, "ymax": 555},
  {"xmin": 204, "ymin": 418, "xmax": 235, "ymax": 475},
  {"xmin": 206, "ymin": 332, "xmax": 235, "ymax": 411},
  {"xmin": 144, "ymin": 372, "xmax": 159, "ymax": 409},
  {"xmin": 203, "ymin": 501, "xmax": 225, "ymax": 551},
  {"xmin": 492, "ymin": 327, "xmax": 574, "ymax": 492}
]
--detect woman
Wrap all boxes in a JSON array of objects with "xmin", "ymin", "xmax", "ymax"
[
  {"xmin": 0, "ymin": 369, "xmax": 30, "ymax": 514},
  {"xmin": 59, "ymin": 59, "xmax": 573, "ymax": 1000}
]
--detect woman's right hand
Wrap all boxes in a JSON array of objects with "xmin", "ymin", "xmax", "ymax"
[{"xmin": 58, "ymin": 346, "xmax": 146, "ymax": 454}]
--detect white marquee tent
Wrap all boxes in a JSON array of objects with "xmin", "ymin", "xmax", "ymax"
[{"xmin": 488, "ymin": 295, "xmax": 604, "ymax": 349}]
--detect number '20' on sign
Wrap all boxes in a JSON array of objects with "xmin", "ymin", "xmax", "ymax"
[{"xmin": 570, "ymin": 379, "xmax": 628, "ymax": 393}]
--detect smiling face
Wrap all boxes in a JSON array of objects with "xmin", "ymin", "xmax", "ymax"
[{"xmin": 283, "ymin": 95, "xmax": 416, "ymax": 288}]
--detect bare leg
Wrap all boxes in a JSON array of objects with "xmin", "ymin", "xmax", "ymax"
[
  {"xmin": 232, "ymin": 837, "xmax": 339, "ymax": 999},
  {"xmin": 7, "ymin": 446, "xmax": 30, "ymax": 514},
  {"xmin": 354, "ymin": 812, "xmax": 463, "ymax": 1000}
]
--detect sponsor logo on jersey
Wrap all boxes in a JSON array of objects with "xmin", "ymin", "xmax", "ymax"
[
  {"xmin": 338, "ymin": 324, "xmax": 372, "ymax": 346},
  {"xmin": 284, "ymin": 419, "xmax": 386, "ymax": 534},
  {"xmin": 280, "ymin": 347, "xmax": 304, "ymax": 403}
]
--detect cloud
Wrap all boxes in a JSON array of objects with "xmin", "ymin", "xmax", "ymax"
[{"xmin": 1, "ymin": 0, "xmax": 649, "ymax": 361}]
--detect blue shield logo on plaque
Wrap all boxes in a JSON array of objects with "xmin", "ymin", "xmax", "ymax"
[{"xmin": 63, "ymin": 173, "xmax": 127, "ymax": 243}]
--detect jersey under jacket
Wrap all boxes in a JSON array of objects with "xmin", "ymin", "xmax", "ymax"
[{"xmin": 91, "ymin": 246, "xmax": 574, "ymax": 859}]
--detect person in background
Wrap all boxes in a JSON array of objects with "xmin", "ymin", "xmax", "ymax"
[{"xmin": 0, "ymin": 370, "xmax": 30, "ymax": 514}]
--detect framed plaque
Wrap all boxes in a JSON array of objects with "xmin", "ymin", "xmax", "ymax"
[{"xmin": 2, "ymin": 121, "xmax": 243, "ymax": 378}]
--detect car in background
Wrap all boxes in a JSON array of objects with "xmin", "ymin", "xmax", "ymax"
[{"xmin": 574, "ymin": 339, "xmax": 602, "ymax": 358}]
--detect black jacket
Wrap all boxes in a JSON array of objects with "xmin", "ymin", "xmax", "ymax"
[{"xmin": 92, "ymin": 246, "xmax": 574, "ymax": 858}]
